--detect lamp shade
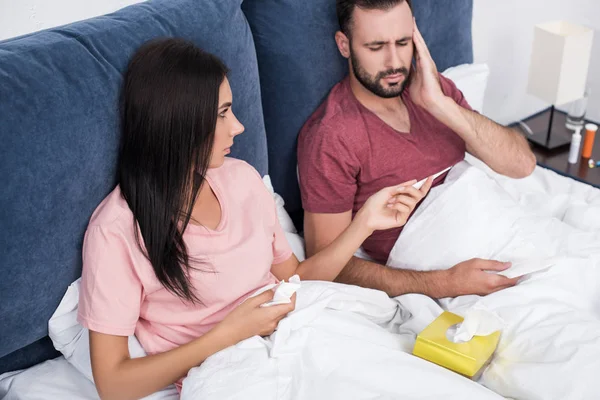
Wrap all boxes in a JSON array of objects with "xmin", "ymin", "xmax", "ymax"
[{"xmin": 527, "ymin": 21, "xmax": 594, "ymax": 106}]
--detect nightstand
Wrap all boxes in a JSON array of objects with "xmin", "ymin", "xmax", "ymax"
[{"xmin": 513, "ymin": 107, "xmax": 600, "ymax": 188}]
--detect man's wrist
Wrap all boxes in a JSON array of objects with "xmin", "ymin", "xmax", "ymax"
[
  {"xmin": 425, "ymin": 268, "xmax": 454, "ymax": 298},
  {"xmin": 428, "ymin": 95, "xmax": 457, "ymax": 122}
]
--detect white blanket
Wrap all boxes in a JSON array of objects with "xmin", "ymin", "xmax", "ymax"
[
  {"xmin": 181, "ymin": 281, "xmax": 503, "ymax": 399},
  {"xmin": 389, "ymin": 157, "xmax": 600, "ymax": 400},
  {"xmin": 181, "ymin": 158, "xmax": 600, "ymax": 400}
]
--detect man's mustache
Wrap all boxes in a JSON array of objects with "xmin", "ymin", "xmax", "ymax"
[{"xmin": 377, "ymin": 68, "xmax": 409, "ymax": 80}]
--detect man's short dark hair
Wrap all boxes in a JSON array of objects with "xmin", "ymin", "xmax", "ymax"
[{"xmin": 336, "ymin": 0, "xmax": 413, "ymax": 37}]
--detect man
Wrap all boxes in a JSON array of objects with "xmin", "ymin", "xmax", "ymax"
[{"xmin": 297, "ymin": 0, "xmax": 536, "ymax": 298}]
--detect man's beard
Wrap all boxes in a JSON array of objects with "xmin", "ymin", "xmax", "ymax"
[{"xmin": 350, "ymin": 49, "xmax": 412, "ymax": 99}]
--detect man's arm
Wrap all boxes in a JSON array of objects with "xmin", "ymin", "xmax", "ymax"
[
  {"xmin": 304, "ymin": 211, "xmax": 520, "ymax": 298},
  {"xmin": 430, "ymin": 96, "xmax": 536, "ymax": 179},
  {"xmin": 304, "ymin": 210, "xmax": 447, "ymax": 297},
  {"xmin": 410, "ymin": 22, "xmax": 536, "ymax": 179}
]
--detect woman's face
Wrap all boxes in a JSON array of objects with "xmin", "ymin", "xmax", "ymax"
[{"xmin": 209, "ymin": 77, "xmax": 245, "ymax": 168}]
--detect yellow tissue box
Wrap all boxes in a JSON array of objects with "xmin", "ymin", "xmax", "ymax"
[{"xmin": 412, "ymin": 311, "xmax": 501, "ymax": 378}]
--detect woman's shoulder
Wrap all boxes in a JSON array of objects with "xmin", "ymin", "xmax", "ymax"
[
  {"xmin": 87, "ymin": 186, "xmax": 134, "ymax": 233},
  {"xmin": 212, "ymin": 157, "xmax": 263, "ymax": 184},
  {"xmin": 83, "ymin": 186, "xmax": 142, "ymax": 272},
  {"xmin": 209, "ymin": 158, "xmax": 270, "ymax": 203}
]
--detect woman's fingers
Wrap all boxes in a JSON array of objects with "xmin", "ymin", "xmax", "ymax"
[{"xmin": 387, "ymin": 202, "xmax": 411, "ymax": 213}]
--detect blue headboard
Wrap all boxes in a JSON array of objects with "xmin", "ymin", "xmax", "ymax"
[
  {"xmin": 0, "ymin": 0, "xmax": 267, "ymax": 373},
  {"xmin": 243, "ymin": 0, "xmax": 474, "ymax": 225}
]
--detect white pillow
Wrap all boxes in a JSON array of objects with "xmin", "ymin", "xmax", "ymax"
[
  {"xmin": 47, "ymin": 175, "xmax": 306, "ymax": 387},
  {"xmin": 262, "ymin": 175, "xmax": 297, "ymax": 234},
  {"xmin": 48, "ymin": 280, "xmax": 148, "ymax": 383},
  {"xmin": 262, "ymin": 175, "xmax": 306, "ymax": 261},
  {"xmin": 441, "ymin": 63, "xmax": 490, "ymax": 114}
]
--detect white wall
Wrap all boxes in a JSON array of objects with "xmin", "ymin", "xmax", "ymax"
[
  {"xmin": 473, "ymin": 0, "xmax": 600, "ymax": 125},
  {"xmin": 0, "ymin": 0, "xmax": 145, "ymax": 41}
]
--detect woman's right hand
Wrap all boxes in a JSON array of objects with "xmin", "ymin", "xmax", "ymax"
[
  {"xmin": 217, "ymin": 290, "xmax": 296, "ymax": 343},
  {"xmin": 87, "ymin": 292, "xmax": 295, "ymax": 400},
  {"xmin": 356, "ymin": 177, "xmax": 433, "ymax": 233}
]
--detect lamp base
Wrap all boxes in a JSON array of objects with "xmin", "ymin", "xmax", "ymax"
[
  {"xmin": 520, "ymin": 107, "xmax": 573, "ymax": 152},
  {"xmin": 527, "ymin": 131, "xmax": 572, "ymax": 151}
]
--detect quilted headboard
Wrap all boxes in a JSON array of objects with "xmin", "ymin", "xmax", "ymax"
[
  {"xmin": 243, "ymin": 0, "xmax": 474, "ymax": 226},
  {"xmin": 0, "ymin": 0, "xmax": 267, "ymax": 373}
]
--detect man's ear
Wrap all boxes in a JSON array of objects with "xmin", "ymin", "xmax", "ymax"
[{"xmin": 335, "ymin": 31, "xmax": 351, "ymax": 59}]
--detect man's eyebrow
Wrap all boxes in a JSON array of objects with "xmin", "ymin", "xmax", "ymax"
[
  {"xmin": 365, "ymin": 36, "xmax": 412, "ymax": 46},
  {"xmin": 365, "ymin": 40, "xmax": 388, "ymax": 46}
]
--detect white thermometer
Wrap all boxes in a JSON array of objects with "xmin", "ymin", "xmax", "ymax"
[{"xmin": 412, "ymin": 166, "xmax": 452, "ymax": 190}]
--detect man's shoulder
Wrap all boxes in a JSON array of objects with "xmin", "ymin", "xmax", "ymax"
[{"xmin": 300, "ymin": 78, "xmax": 362, "ymax": 139}]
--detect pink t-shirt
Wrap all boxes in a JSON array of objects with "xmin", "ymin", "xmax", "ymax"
[
  {"xmin": 298, "ymin": 75, "xmax": 470, "ymax": 264},
  {"xmin": 78, "ymin": 158, "xmax": 292, "ymax": 358}
]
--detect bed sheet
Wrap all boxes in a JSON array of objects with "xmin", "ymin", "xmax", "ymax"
[
  {"xmin": 0, "ymin": 356, "xmax": 178, "ymax": 400},
  {"xmin": 0, "ymin": 357, "xmax": 100, "ymax": 400}
]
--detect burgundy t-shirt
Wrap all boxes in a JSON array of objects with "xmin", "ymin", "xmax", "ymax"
[{"xmin": 297, "ymin": 75, "xmax": 470, "ymax": 264}]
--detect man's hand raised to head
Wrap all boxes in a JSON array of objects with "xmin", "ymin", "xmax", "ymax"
[{"xmin": 408, "ymin": 20, "xmax": 445, "ymax": 111}]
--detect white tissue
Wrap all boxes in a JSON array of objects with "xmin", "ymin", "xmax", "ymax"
[
  {"xmin": 249, "ymin": 275, "xmax": 301, "ymax": 307},
  {"xmin": 450, "ymin": 303, "xmax": 504, "ymax": 343}
]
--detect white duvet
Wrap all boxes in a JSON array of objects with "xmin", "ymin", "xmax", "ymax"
[
  {"xmin": 181, "ymin": 157, "xmax": 600, "ymax": 400},
  {"xmin": 388, "ymin": 156, "xmax": 600, "ymax": 400},
  {"xmin": 181, "ymin": 280, "xmax": 502, "ymax": 400}
]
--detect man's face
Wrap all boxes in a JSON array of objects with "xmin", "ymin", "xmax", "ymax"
[{"xmin": 347, "ymin": 2, "xmax": 414, "ymax": 98}]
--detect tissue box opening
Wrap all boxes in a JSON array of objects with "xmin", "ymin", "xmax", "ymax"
[{"xmin": 412, "ymin": 311, "xmax": 501, "ymax": 378}]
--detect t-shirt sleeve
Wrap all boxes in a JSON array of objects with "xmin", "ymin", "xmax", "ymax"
[
  {"xmin": 297, "ymin": 121, "xmax": 359, "ymax": 213},
  {"xmin": 77, "ymin": 225, "xmax": 142, "ymax": 336},
  {"xmin": 244, "ymin": 163, "xmax": 293, "ymax": 265},
  {"xmin": 439, "ymin": 74, "xmax": 474, "ymax": 112},
  {"xmin": 271, "ymin": 206, "xmax": 293, "ymax": 264}
]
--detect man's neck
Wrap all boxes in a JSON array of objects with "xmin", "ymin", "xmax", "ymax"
[{"xmin": 348, "ymin": 72, "xmax": 405, "ymax": 114}]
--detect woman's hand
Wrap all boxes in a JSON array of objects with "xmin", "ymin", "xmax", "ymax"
[
  {"xmin": 217, "ymin": 290, "xmax": 296, "ymax": 342},
  {"xmin": 356, "ymin": 176, "xmax": 433, "ymax": 232}
]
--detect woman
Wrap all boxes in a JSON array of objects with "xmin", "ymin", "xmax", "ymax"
[{"xmin": 78, "ymin": 38, "xmax": 432, "ymax": 400}]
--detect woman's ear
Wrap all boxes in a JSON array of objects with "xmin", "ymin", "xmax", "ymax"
[{"xmin": 335, "ymin": 31, "xmax": 351, "ymax": 59}]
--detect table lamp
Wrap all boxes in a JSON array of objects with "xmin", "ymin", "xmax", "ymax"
[{"xmin": 525, "ymin": 21, "xmax": 594, "ymax": 150}]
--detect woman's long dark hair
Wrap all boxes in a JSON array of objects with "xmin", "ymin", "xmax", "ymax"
[{"xmin": 118, "ymin": 38, "xmax": 228, "ymax": 302}]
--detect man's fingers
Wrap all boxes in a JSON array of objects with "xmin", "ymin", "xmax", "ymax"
[
  {"xmin": 412, "ymin": 22, "xmax": 425, "ymax": 52},
  {"xmin": 413, "ymin": 22, "xmax": 433, "ymax": 60},
  {"xmin": 479, "ymin": 260, "xmax": 512, "ymax": 272},
  {"xmin": 503, "ymin": 276, "xmax": 522, "ymax": 286},
  {"xmin": 488, "ymin": 274, "xmax": 520, "ymax": 291}
]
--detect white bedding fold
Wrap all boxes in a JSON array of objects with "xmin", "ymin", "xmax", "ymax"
[
  {"xmin": 389, "ymin": 159, "xmax": 600, "ymax": 400},
  {"xmin": 181, "ymin": 158, "xmax": 600, "ymax": 400},
  {"xmin": 181, "ymin": 281, "xmax": 502, "ymax": 400}
]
